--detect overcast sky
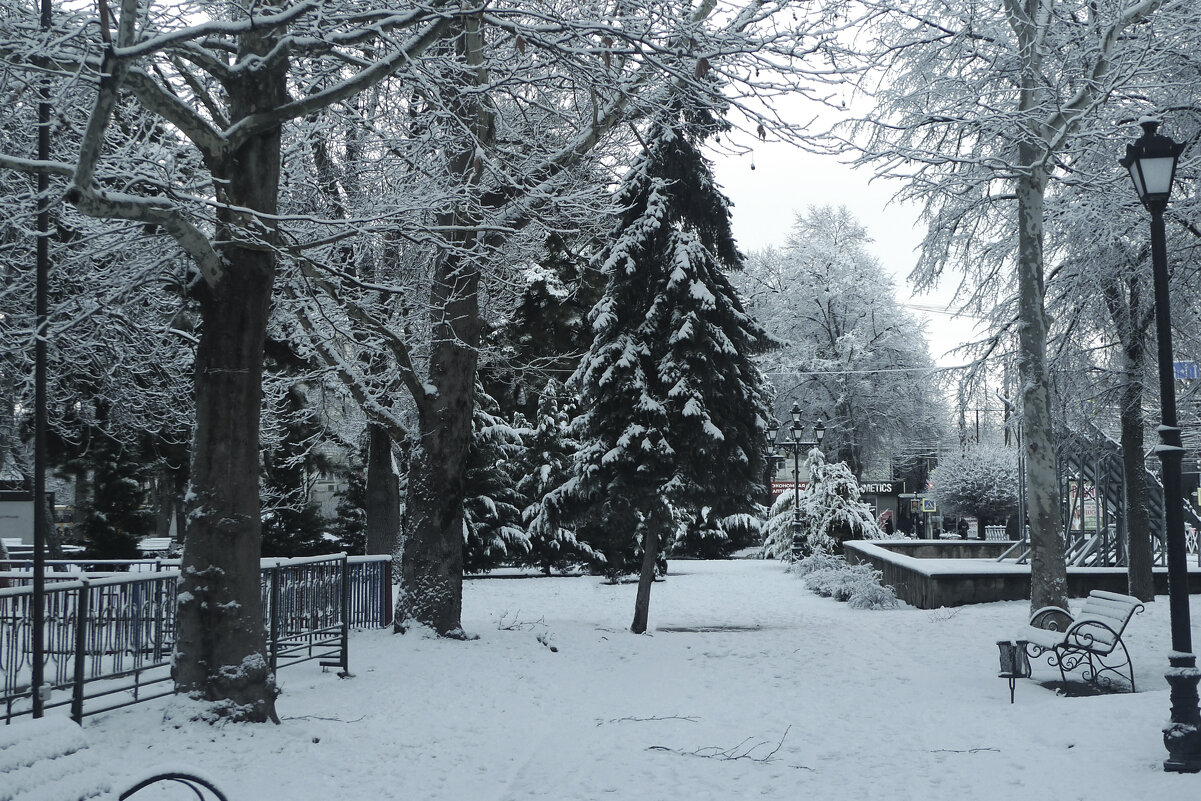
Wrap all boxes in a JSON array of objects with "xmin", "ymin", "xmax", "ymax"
[{"xmin": 711, "ymin": 138, "xmax": 982, "ymax": 369}]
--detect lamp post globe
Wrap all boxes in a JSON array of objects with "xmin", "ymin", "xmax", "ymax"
[{"xmin": 1122, "ymin": 117, "xmax": 1201, "ymax": 773}]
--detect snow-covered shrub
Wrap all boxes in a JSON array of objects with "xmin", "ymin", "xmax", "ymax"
[
  {"xmin": 789, "ymin": 552, "xmax": 844, "ymax": 577},
  {"xmin": 846, "ymin": 580, "xmax": 900, "ymax": 610},
  {"xmin": 798, "ymin": 556, "xmax": 899, "ymax": 609}
]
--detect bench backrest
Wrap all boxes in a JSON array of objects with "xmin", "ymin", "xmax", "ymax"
[{"xmin": 1074, "ymin": 590, "xmax": 1143, "ymax": 647}]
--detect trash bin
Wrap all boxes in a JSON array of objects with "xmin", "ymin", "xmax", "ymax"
[{"xmin": 996, "ymin": 639, "xmax": 1031, "ymax": 703}]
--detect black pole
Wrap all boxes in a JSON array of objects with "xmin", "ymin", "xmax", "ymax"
[
  {"xmin": 791, "ymin": 443, "xmax": 801, "ymax": 552},
  {"xmin": 31, "ymin": 0, "xmax": 52, "ymax": 720},
  {"xmin": 1148, "ymin": 201, "xmax": 1201, "ymax": 773}
]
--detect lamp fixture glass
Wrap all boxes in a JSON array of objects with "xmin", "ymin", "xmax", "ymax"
[{"xmin": 1120, "ymin": 117, "xmax": 1185, "ymax": 209}]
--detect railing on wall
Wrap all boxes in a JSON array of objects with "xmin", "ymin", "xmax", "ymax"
[{"xmin": 0, "ymin": 554, "xmax": 391, "ymax": 724}]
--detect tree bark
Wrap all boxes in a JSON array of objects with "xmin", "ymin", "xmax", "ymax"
[
  {"xmin": 631, "ymin": 525, "xmax": 661, "ymax": 634},
  {"xmin": 394, "ymin": 14, "xmax": 490, "ymax": 637},
  {"xmin": 394, "ymin": 245, "xmax": 481, "ymax": 635},
  {"xmin": 154, "ymin": 469, "xmax": 173, "ymax": 539},
  {"xmin": 1121, "ymin": 377, "xmax": 1154, "ymax": 601},
  {"xmin": 1101, "ymin": 273, "xmax": 1155, "ymax": 600},
  {"xmin": 172, "ymin": 26, "xmax": 286, "ymax": 722},
  {"xmin": 365, "ymin": 422, "xmax": 400, "ymax": 556},
  {"xmin": 1015, "ymin": 147, "xmax": 1069, "ymax": 613}
]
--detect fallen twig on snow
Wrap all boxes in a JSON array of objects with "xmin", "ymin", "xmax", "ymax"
[
  {"xmin": 648, "ymin": 726, "xmax": 813, "ymax": 770},
  {"xmin": 930, "ymin": 747, "xmax": 1000, "ymax": 754},
  {"xmin": 598, "ymin": 715, "xmax": 700, "ymax": 726}
]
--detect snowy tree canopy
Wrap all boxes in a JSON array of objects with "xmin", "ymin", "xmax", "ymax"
[
  {"xmin": 734, "ymin": 206, "xmax": 945, "ymax": 478},
  {"xmin": 930, "ymin": 444, "xmax": 1019, "ymax": 524}
]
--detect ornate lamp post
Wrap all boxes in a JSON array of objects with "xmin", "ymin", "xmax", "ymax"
[
  {"xmin": 768, "ymin": 403, "xmax": 826, "ymax": 558},
  {"xmin": 1121, "ymin": 116, "xmax": 1201, "ymax": 773}
]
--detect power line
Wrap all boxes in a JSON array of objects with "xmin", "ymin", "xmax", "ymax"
[{"xmin": 763, "ymin": 364, "xmax": 970, "ymax": 377}]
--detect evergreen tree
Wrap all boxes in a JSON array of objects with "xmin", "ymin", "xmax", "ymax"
[
  {"xmin": 761, "ymin": 490, "xmax": 800, "ymax": 561},
  {"xmin": 516, "ymin": 380, "xmax": 596, "ymax": 575},
  {"xmin": 797, "ymin": 449, "xmax": 882, "ymax": 555},
  {"xmin": 482, "ymin": 234, "xmax": 605, "ymax": 422},
  {"xmin": 77, "ymin": 431, "xmax": 154, "ymax": 560},
  {"xmin": 462, "ymin": 385, "xmax": 531, "ymax": 573},
  {"xmin": 261, "ymin": 383, "xmax": 333, "ymax": 557},
  {"xmin": 570, "ymin": 94, "xmax": 775, "ymax": 633},
  {"xmin": 328, "ymin": 458, "xmax": 368, "ymax": 556}
]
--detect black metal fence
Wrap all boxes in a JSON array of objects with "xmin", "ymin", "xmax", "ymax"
[{"xmin": 0, "ymin": 554, "xmax": 391, "ymax": 723}]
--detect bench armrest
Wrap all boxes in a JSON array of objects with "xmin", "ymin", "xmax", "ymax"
[
  {"xmin": 1061, "ymin": 616, "xmax": 1126, "ymax": 655},
  {"xmin": 120, "ymin": 770, "xmax": 229, "ymax": 801}
]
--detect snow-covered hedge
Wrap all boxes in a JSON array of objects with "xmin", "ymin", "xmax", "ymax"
[{"xmin": 791, "ymin": 554, "xmax": 899, "ymax": 610}]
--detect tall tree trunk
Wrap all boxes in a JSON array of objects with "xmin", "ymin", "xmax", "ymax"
[
  {"xmin": 366, "ymin": 422, "xmax": 400, "ymax": 555},
  {"xmin": 1121, "ymin": 373, "xmax": 1154, "ymax": 601},
  {"xmin": 395, "ymin": 246, "xmax": 481, "ymax": 636},
  {"xmin": 176, "ymin": 252, "xmax": 275, "ymax": 720},
  {"xmin": 395, "ymin": 14, "xmax": 491, "ymax": 637},
  {"xmin": 154, "ymin": 469, "xmax": 173, "ymax": 539},
  {"xmin": 1107, "ymin": 274, "xmax": 1155, "ymax": 601},
  {"xmin": 1015, "ymin": 148, "xmax": 1069, "ymax": 613},
  {"xmin": 173, "ymin": 26, "xmax": 286, "ymax": 721},
  {"xmin": 631, "ymin": 524, "xmax": 661, "ymax": 634}
]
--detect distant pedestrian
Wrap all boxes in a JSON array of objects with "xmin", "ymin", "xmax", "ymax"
[
  {"xmin": 879, "ymin": 509, "xmax": 895, "ymax": 536},
  {"xmin": 957, "ymin": 517, "xmax": 969, "ymax": 538}
]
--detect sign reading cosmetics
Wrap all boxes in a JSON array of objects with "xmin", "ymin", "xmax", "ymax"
[{"xmin": 858, "ymin": 481, "xmax": 897, "ymax": 495}]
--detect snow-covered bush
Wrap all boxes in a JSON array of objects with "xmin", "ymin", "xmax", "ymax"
[
  {"xmin": 846, "ymin": 580, "xmax": 901, "ymax": 610},
  {"xmin": 797, "ymin": 555, "xmax": 899, "ymax": 609},
  {"xmin": 789, "ymin": 552, "xmax": 845, "ymax": 576}
]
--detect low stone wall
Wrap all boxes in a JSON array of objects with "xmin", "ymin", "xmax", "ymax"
[
  {"xmin": 869, "ymin": 540, "xmax": 1015, "ymax": 560},
  {"xmin": 843, "ymin": 539, "xmax": 1201, "ymax": 609}
]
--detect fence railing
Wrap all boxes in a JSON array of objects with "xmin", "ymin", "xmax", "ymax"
[{"xmin": 1, "ymin": 554, "xmax": 391, "ymax": 724}]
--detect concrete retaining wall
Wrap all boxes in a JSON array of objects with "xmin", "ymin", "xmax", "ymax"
[{"xmin": 843, "ymin": 539, "xmax": 1201, "ymax": 609}]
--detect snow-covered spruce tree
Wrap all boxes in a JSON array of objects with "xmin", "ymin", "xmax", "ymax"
[
  {"xmin": 798, "ymin": 449, "xmax": 882, "ymax": 555},
  {"xmin": 260, "ymin": 383, "xmax": 335, "ymax": 558},
  {"xmin": 762, "ymin": 490, "xmax": 800, "ymax": 561},
  {"xmin": 516, "ymin": 380, "xmax": 596, "ymax": 575},
  {"xmin": 929, "ymin": 444, "xmax": 1019, "ymax": 532},
  {"xmin": 76, "ymin": 430, "xmax": 154, "ymax": 560},
  {"xmin": 329, "ymin": 462, "xmax": 368, "ymax": 556},
  {"xmin": 462, "ymin": 385, "xmax": 531, "ymax": 573},
  {"xmin": 570, "ymin": 94, "xmax": 775, "ymax": 634}
]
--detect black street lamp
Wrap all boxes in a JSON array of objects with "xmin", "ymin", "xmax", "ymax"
[
  {"xmin": 1121, "ymin": 116, "xmax": 1201, "ymax": 773},
  {"xmin": 768, "ymin": 403, "xmax": 826, "ymax": 558}
]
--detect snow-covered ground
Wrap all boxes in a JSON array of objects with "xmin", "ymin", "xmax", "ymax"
[{"xmin": 86, "ymin": 559, "xmax": 1201, "ymax": 800}]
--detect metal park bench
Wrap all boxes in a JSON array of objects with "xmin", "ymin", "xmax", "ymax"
[
  {"xmin": 1017, "ymin": 589, "xmax": 1145, "ymax": 692},
  {"xmin": 0, "ymin": 715, "xmax": 228, "ymax": 801}
]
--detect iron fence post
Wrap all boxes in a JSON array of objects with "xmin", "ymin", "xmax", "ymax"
[
  {"xmin": 71, "ymin": 581, "xmax": 88, "ymax": 723},
  {"xmin": 268, "ymin": 566, "xmax": 280, "ymax": 676},
  {"xmin": 340, "ymin": 556, "xmax": 350, "ymax": 674},
  {"xmin": 382, "ymin": 558, "xmax": 392, "ymax": 628}
]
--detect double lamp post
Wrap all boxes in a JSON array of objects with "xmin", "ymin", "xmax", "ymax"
[
  {"xmin": 1121, "ymin": 116, "xmax": 1201, "ymax": 773},
  {"xmin": 768, "ymin": 403, "xmax": 825, "ymax": 557}
]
